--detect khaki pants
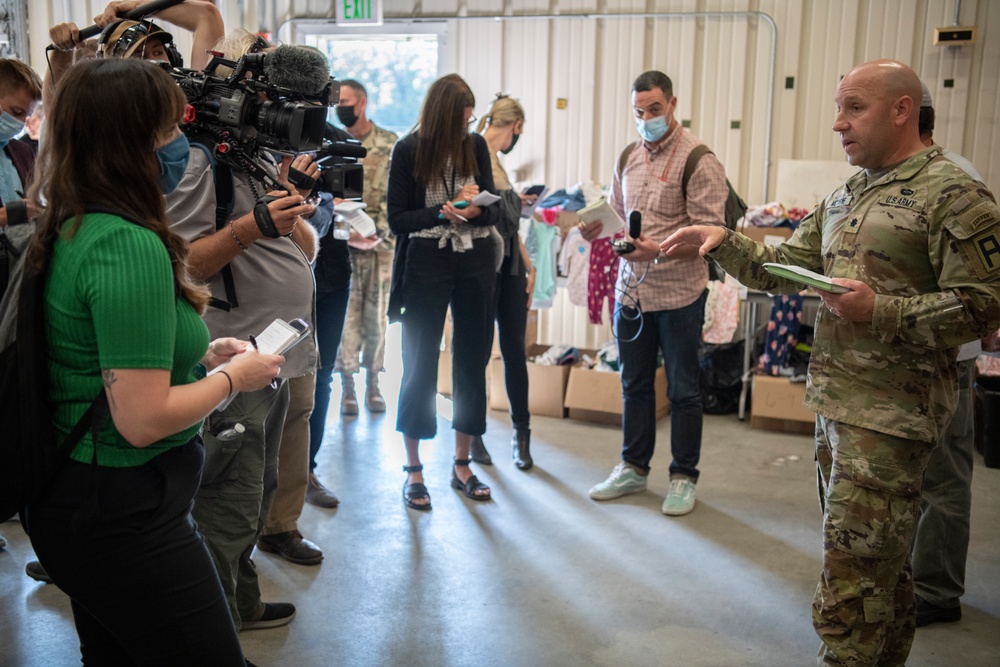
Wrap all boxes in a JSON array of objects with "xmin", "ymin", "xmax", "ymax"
[
  {"xmin": 262, "ymin": 373, "xmax": 316, "ymax": 536},
  {"xmin": 192, "ymin": 381, "xmax": 289, "ymax": 627}
]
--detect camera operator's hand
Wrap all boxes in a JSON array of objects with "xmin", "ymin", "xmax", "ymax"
[
  {"xmin": 262, "ymin": 191, "xmax": 313, "ymax": 238},
  {"xmin": 49, "ymin": 22, "xmax": 82, "ymax": 51},
  {"xmin": 94, "ymin": 1, "xmax": 139, "ymax": 27},
  {"xmin": 278, "ymin": 155, "xmax": 321, "ymax": 200}
]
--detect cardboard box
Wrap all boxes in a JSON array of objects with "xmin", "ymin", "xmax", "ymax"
[
  {"xmin": 750, "ymin": 375, "xmax": 815, "ymax": 433},
  {"xmin": 737, "ymin": 221, "xmax": 794, "ymax": 246},
  {"xmin": 489, "ymin": 345, "xmax": 572, "ymax": 418},
  {"xmin": 563, "ymin": 354, "xmax": 669, "ymax": 424}
]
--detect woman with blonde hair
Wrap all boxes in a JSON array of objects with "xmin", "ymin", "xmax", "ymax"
[
  {"xmin": 475, "ymin": 94, "xmax": 536, "ymax": 470},
  {"xmin": 387, "ymin": 73, "xmax": 501, "ymax": 509}
]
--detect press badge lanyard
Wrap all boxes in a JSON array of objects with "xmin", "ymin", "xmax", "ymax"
[{"xmin": 645, "ymin": 128, "xmax": 683, "ymax": 183}]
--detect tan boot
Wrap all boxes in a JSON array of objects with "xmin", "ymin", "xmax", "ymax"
[
  {"xmin": 365, "ymin": 374, "xmax": 386, "ymax": 413},
  {"xmin": 340, "ymin": 374, "xmax": 359, "ymax": 415}
]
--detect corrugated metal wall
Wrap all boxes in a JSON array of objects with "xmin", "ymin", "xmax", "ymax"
[{"xmin": 24, "ymin": 0, "xmax": 1000, "ymax": 347}]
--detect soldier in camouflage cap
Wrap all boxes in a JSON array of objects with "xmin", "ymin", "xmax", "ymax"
[
  {"xmin": 660, "ymin": 59, "xmax": 1000, "ymax": 665},
  {"xmin": 333, "ymin": 80, "xmax": 399, "ymax": 415}
]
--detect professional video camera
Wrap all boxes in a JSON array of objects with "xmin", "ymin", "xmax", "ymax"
[
  {"xmin": 161, "ymin": 48, "xmax": 336, "ymax": 190},
  {"xmin": 313, "ymin": 125, "xmax": 367, "ymax": 200}
]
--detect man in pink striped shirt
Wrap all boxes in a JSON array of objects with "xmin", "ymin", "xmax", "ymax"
[{"xmin": 583, "ymin": 70, "xmax": 728, "ymax": 516}]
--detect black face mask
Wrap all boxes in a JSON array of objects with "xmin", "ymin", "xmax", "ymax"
[
  {"xmin": 337, "ymin": 105, "xmax": 359, "ymax": 128},
  {"xmin": 500, "ymin": 132, "xmax": 520, "ymax": 154}
]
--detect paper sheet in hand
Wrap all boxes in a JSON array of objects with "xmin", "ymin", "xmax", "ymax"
[
  {"xmin": 577, "ymin": 198, "xmax": 625, "ymax": 238},
  {"xmin": 345, "ymin": 210, "xmax": 377, "ymax": 237},
  {"xmin": 333, "ymin": 200, "xmax": 367, "ymax": 215},
  {"xmin": 762, "ymin": 263, "xmax": 851, "ymax": 293},
  {"xmin": 207, "ymin": 319, "xmax": 306, "ymax": 376},
  {"xmin": 521, "ymin": 185, "xmax": 549, "ymax": 218},
  {"xmin": 471, "ymin": 191, "xmax": 501, "ymax": 207}
]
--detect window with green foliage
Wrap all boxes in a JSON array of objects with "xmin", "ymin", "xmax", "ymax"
[{"xmin": 305, "ymin": 32, "xmax": 441, "ymax": 137}]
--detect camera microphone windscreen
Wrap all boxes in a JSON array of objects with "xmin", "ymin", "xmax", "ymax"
[
  {"xmin": 629, "ymin": 210, "xmax": 642, "ymax": 238},
  {"xmin": 263, "ymin": 45, "xmax": 330, "ymax": 96}
]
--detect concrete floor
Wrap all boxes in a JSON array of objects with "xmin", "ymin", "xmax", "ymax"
[{"xmin": 2, "ymin": 327, "xmax": 999, "ymax": 666}]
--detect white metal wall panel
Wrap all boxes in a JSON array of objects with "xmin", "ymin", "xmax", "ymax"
[
  {"xmin": 501, "ymin": 16, "xmax": 550, "ymax": 186},
  {"xmin": 969, "ymin": 0, "xmax": 999, "ymax": 188},
  {"xmin": 22, "ymin": 0, "xmax": 1000, "ymax": 346}
]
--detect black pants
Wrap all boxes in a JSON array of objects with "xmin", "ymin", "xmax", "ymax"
[
  {"xmin": 396, "ymin": 237, "xmax": 495, "ymax": 439},
  {"xmin": 24, "ymin": 438, "xmax": 245, "ymax": 667},
  {"xmin": 309, "ymin": 282, "xmax": 352, "ymax": 470},
  {"xmin": 490, "ymin": 256, "xmax": 530, "ymax": 431}
]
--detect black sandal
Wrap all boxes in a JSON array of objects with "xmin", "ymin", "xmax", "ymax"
[
  {"xmin": 451, "ymin": 458, "xmax": 491, "ymax": 501},
  {"xmin": 402, "ymin": 464, "xmax": 432, "ymax": 511}
]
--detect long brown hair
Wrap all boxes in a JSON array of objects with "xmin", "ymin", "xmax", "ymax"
[
  {"xmin": 412, "ymin": 73, "xmax": 478, "ymax": 188},
  {"xmin": 28, "ymin": 58, "xmax": 209, "ymax": 312}
]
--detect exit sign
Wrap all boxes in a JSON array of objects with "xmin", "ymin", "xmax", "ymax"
[{"xmin": 336, "ymin": 0, "xmax": 383, "ymax": 26}]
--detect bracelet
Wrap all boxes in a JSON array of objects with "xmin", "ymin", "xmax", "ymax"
[
  {"xmin": 229, "ymin": 220, "xmax": 248, "ymax": 251},
  {"xmin": 218, "ymin": 369, "xmax": 234, "ymax": 397}
]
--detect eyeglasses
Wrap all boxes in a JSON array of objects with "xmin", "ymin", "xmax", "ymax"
[{"xmin": 467, "ymin": 114, "xmax": 478, "ymax": 126}]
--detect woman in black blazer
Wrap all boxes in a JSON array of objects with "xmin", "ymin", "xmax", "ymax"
[{"xmin": 387, "ymin": 74, "xmax": 500, "ymax": 510}]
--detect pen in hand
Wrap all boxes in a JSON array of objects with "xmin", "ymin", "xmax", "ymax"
[{"xmin": 247, "ymin": 334, "xmax": 278, "ymax": 389}]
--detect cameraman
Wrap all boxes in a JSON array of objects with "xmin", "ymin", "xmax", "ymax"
[
  {"xmin": 164, "ymin": 30, "xmax": 322, "ymax": 631},
  {"xmin": 47, "ymin": 0, "xmax": 224, "ymax": 84}
]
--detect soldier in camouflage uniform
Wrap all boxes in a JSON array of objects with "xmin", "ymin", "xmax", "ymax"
[
  {"xmin": 661, "ymin": 59, "xmax": 1000, "ymax": 666},
  {"xmin": 333, "ymin": 80, "xmax": 399, "ymax": 415}
]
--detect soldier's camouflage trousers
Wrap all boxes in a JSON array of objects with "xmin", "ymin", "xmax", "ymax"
[{"xmin": 813, "ymin": 416, "xmax": 934, "ymax": 666}]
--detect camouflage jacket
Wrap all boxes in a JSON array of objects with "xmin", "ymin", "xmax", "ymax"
[
  {"xmin": 356, "ymin": 122, "xmax": 398, "ymax": 253},
  {"xmin": 713, "ymin": 146, "xmax": 1000, "ymax": 442}
]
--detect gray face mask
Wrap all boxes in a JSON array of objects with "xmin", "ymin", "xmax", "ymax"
[{"xmin": 0, "ymin": 103, "xmax": 25, "ymax": 142}]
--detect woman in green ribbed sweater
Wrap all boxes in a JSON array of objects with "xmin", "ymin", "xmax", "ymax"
[{"xmin": 23, "ymin": 58, "xmax": 283, "ymax": 665}]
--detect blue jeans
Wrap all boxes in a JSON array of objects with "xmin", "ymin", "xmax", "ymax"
[
  {"xmin": 615, "ymin": 290, "xmax": 706, "ymax": 479},
  {"xmin": 309, "ymin": 283, "xmax": 352, "ymax": 471}
]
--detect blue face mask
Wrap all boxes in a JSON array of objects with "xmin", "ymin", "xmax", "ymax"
[
  {"xmin": 0, "ymin": 104, "xmax": 25, "ymax": 143},
  {"xmin": 635, "ymin": 115, "xmax": 669, "ymax": 143},
  {"xmin": 156, "ymin": 133, "xmax": 190, "ymax": 194}
]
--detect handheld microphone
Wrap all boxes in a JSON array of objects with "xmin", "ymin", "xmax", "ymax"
[
  {"xmin": 612, "ymin": 210, "xmax": 641, "ymax": 255},
  {"xmin": 629, "ymin": 210, "xmax": 642, "ymax": 238}
]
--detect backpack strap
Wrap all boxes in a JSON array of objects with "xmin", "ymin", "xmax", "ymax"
[
  {"xmin": 616, "ymin": 141, "xmax": 640, "ymax": 180},
  {"xmin": 681, "ymin": 144, "xmax": 713, "ymax": 199},
  {"xmin": 189, "ymin": 139, "xmax": 238, "ymax": 312}
]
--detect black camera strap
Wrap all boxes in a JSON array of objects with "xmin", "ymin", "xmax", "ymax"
[{"xmin": 211, "ymin": 161, "xmax": 239, "ymax": 311}]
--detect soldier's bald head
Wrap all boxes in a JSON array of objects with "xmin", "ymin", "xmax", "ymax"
[{"xmin": 843, "ymin": 60, "xmax": 922, "ymax": 128}]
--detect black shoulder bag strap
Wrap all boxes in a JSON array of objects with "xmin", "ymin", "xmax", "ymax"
[{"xmin": 211, "ymin": 161, "xmax": 239, "ymax": 311}]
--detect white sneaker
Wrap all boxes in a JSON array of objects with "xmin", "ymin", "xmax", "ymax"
[
  {"xmin": 589, "ymin": 462, "xmax": 648, "ymax": 501},
  {"xmin": 661, "ymin": 477, "xmax": 696, "ymax": 516}
]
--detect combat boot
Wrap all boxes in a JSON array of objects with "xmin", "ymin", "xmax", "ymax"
[
  {"xmin": 340, "ymin": 374, "xmax": 359, "ymax": 416},
  {"xmin": 366, "ymin": 373, "xmax": 386, "ymax": 413}
]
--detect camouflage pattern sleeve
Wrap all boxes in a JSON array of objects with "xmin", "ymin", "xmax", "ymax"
[
  {"xmin": 361, "ymin": 124, "xmax": 399, "ymax": 251},
  {"xmin": 710, "ymin": 208, "xmax": 825, "ymax": 293},
  {"xmin": 870, "ymin": 173, "xmax": 1000, "ymax": 349}
]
